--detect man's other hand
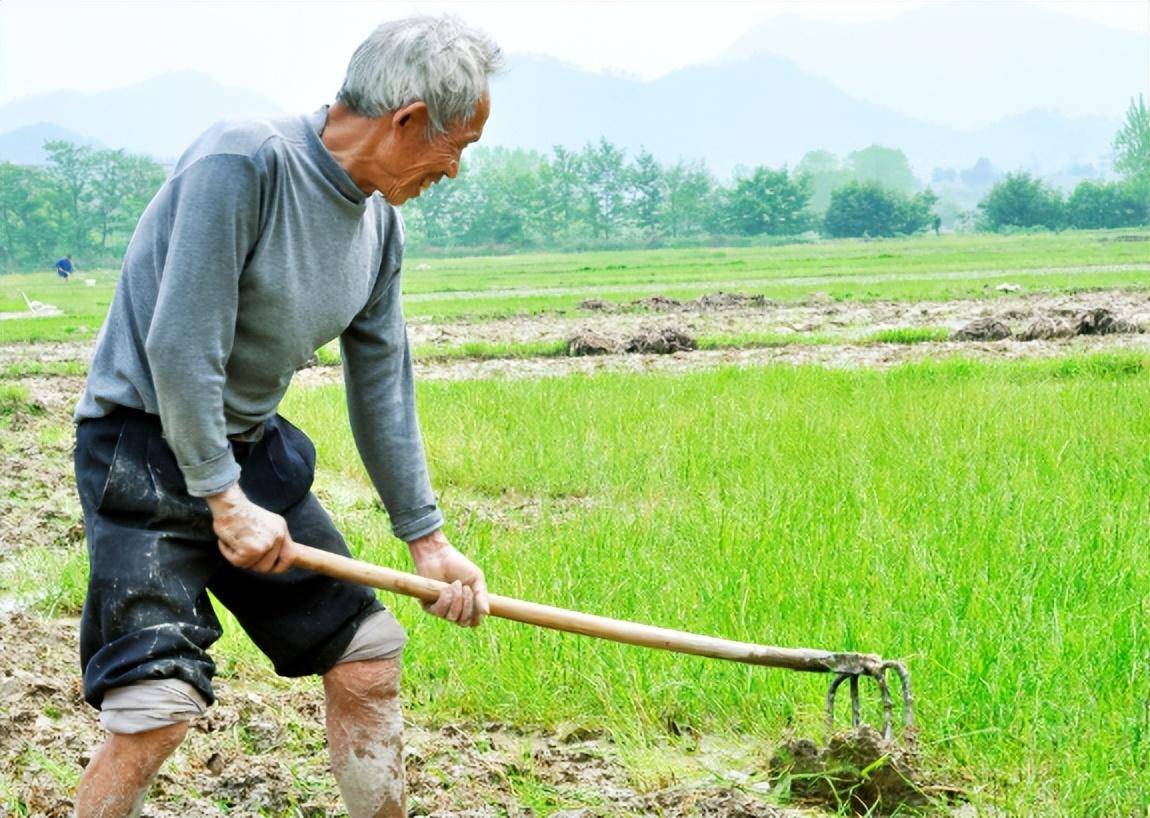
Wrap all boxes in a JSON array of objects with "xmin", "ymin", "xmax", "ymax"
[
  {"xmin": 408, "ymin": 529, "xmax": 489, "ymax": 627},
  {"xmin": 206, "ymin": 484, "xmax": 296, "ymax": 573}
]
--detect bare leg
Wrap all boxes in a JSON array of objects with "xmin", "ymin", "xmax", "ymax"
[
  {"xmin": 323, "ymin": 658, "xmax": 405, "ymax": 818},
  {"xmin": 74, "ymin": 721, "xmax": 188, "ymax": 818}
]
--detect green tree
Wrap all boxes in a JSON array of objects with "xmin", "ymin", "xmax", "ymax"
[
  {"xmin": 979, "ymin": 172, "xmax": 1063, "ymax": 231},
  {"xmin": 823, "ymin": 181, "xmax": 936, "ymax": 238},
  {"xmin": 463, "ymin": 147, "xmax": 546, "ymax": 247},
  {"xmin": 581, "ymin": 138, "xmax": 627, "ymax": 240},
  {"xmin": 43, "ymin": 140, "xmax": 97, "ymax": 255},
  {"xmin": 628, "ymin": 148, "xmax": 665, "ymax": 236},
  {"xmin": 89, "ymin": 149, "xmax": 165, "ymax": 260},
  {"xmin": 1066, "ymin": 180, "xmax": 1149, "ymax": 229},
  {"xmin": 846, "ymin": 145, "xmax": 919, "ymax": 196},
  {"xmin": 898, "ymin": 189, "xmax": 939, "ymax": 235},
  {"xmin": 662, "ymin": 160, "xmax": 716, "ymax": 238},
  {"xmin": 794, "ymin": 150, "xmax": 853, "ymax": 214},
  {"xmin": 0, "ymin": 163, "xmax": 56, "ymax": 271},
  {"xmin": 404, "ymin": 162, "xmax": 475, "ymax": 247},
  {"xmin": 1113, "ymin": 95, "xmax": 1150, "ymax": 192},
  {"xmin": 723, "ymin": 166, "xmax": 811, "ymax": 236},
  {"xmin": 534, "ymin": 145, "xmax": 585, "ymax": 243}
]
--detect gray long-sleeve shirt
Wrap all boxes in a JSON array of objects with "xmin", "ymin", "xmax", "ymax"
[{"xmin": 75, "ymin": 107, "xmax": 443, "ymax": 542}]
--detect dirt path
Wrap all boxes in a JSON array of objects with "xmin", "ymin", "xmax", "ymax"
[
  {"xmin": 408, "ymin": 288, "xmax": 1150, "ymax": 345},
  {"xmin": 286, "ymin": 333, "xmax": 1150, "ymax": 387}
]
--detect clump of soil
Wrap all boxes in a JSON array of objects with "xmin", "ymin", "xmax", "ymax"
[
  {"xmin": 578, "ymin": 298, "xmax": 617, "ymax": 312},
  {"xmin": 1018, "ymin": 316, "xmax": 1075, "ymax": 341},
  {"xmin": 567, "ymin": 330, "xmax": 618, "ymax": 356},
  {"xmin": 952, "ymin": 307, "xmax": 1143, "ymax": 344},
  {"xmin": 625, "ymin": 327, "xmax": 698, "ymax": 354},
  {"xmin": 625, "ymin": 292, "xmax": 770, "ymax": 314},
  {"xmin": 769, "ymin": 727, "xmax": 953, "ymax": 814},
  {"xmin": 1072, "ymin": 307, "xmax": 1141, "ymax": 335},
  {"xmin": 951, "ymin": 317, "xmax": 1013, "ymax": 342},
  {"xmin": 631, "ymin": 295, "xmax": 683, "ymax": 311},
  {"xmin": 694, "ymin": 292, "xmax": 769, "ymax": 310}
]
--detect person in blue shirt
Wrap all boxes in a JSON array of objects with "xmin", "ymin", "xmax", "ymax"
[{"xmin": 55, "ymin": 255, "xmax": 74, "ymax": 281}]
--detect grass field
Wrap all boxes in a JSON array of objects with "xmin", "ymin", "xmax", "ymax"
[
  {"xmin": 2, "ymin": 229, "xmax": 1148, "ymax": 342},
  {"xmin": 289, "ymin": 355, "xmax": 1147, "ymax": 814},
  {"xmin": 2, "ymin": 229, "xmax": 1149, "ymax": 815},
  {"xmin": 8, "ymin": 354, "xmax": 1148, "ymax": 813}
]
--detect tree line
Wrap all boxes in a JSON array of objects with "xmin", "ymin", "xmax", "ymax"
[
  {"xmin": 0, "ymin": 142, "xmax": 167, "ymax": 272},
  {"xmin": 1, "ymin": 96, "xmax": 1146, "ymax": 271},
  {"xmin": 977, "ymin": 97, "xmax": 1149, "ymax": 232}
]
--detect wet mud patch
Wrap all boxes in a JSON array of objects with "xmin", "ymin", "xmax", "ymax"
[
  {"xmin": 409, "ymin": 288, "xmax": 1150, "ymax": 360},
  {"xmin": 951, "ymin": 305, "xmax": 1144, "ymax": 343},
  {"xmin": 0, "ymin": 376, "xmax": 85, "ymax": 561},
  {"xmin": 1, "ymin": 612, "xmax": 813, "ymax": 817},
  {"xmin": 567, "ymin": 330, "xmax": 619, "ymax": 356},
  {"xmin": 624, "ymin": 327, "xmax": 698, "ymax": 354},
  {"xmin": 951, "ymin": 318, "xmax": 1012, "ymax": 342},
  {"xmin": 769, "ymin": 727, "xmax": 961, "ymax": 814}
]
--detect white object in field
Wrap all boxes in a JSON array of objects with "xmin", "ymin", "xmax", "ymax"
[
  {"xmin": 0, "ymin": 292, "xmax": 65, "ymax": 320},
  {"xmin": 85, "ymin": 278, "xmax": 96, "ymax": 286},
  {"xmin": 995, "ymin": 283, "xmax": 1022, "ymax": 292}
]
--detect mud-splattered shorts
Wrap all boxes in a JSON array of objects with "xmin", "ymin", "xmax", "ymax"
[{"xmin": 74, "ymin": 407, "xmax": 400, "ymax": 711}]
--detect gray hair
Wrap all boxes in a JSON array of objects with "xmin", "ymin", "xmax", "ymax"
[{"xmin": 337, "ymin": 16, "xmax": 503, "ymax": 133}]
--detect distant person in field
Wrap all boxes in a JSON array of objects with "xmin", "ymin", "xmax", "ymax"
[
  {"xmin": 70, "ymin": 16, "xmax": 498, "ymax": 818},
  {"xmin": 55, "ymin": 254, "xmax": 74, "ymax": 280}
]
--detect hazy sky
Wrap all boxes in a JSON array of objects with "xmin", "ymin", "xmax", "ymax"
[{"xmin": 1, "ymin": 0, "xmax": 1146, "ymax": 111}]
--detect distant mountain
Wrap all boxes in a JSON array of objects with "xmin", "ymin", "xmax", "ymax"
[
  {"xmin": 0, "ymin": 72, "xmax": 285, "ymax": 161},
  {"xmin": 0, "ymin": 32, "xmax": 1129, "ymax": 183},
  {"xmin": 0, "ymin": 122, "xmax": 102, "ymax": 164},
  {"xmin": 487, "ymin": 54, "xmax": 1120, "ymax": 178},
  {"xmin": 723, "ymin": 1, "xmax": 1147, "ymax": 129}
]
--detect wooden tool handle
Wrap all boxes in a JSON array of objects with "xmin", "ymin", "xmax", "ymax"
[{"xmin": 292, "ymin": 543, "xmax": 879, "ymax": 676}]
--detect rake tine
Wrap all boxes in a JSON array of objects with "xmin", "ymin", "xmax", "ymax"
[
  {"xmin": 876, "ymin": 670, "xmax": 894, "ymax": 741},
  {"xmin": 826, "ymin": 672, "xmax": 852, "ymax": 731},
  {"xmin": 883, "ymin": 660, "xmax": 915, "ymax": 730}
]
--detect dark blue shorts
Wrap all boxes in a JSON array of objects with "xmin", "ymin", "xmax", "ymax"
[{"xmin": 74, "ymin": 408, "xmax": 383, "ymax": 709}]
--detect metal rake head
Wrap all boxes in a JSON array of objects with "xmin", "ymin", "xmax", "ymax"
[{"xmin": 826, "ymin": 660, "xmax": 914, "ymax": 740}]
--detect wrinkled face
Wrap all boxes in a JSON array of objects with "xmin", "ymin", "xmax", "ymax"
[{"xmin": 378, "ymin": 93, "xmax": 489, "ymax": 205}]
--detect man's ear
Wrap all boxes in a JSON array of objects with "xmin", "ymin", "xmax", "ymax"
[{"xmin": 392, "ymin": 101, "xmax": 430, "ymax": 132}]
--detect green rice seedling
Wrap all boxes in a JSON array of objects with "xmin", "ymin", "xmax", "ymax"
[
  {"xmin": 277, "ymin": 352, "xmax": 1150, "ymax": 813},
  {"xmin": 0, "ymin": 384, "xmax": 35, "ymax": 416},
  {"xmin": 413, "ymin": 339, "xmax": 570, "ymax": 361},
  {"xmin": 864, "ymin": 327, "xmax": 951, "ymax": 344},
  {"xmin": 4, "ymin": 546, "xmax": 89, "ymax": 617}
]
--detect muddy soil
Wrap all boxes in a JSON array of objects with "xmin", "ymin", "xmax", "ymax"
[
  {"xmin": 6, "ymin": 289, "xmax": 1149, "ymax": 386},
  {"xmin": 0, "ymin": 612, "xmax": 812, "ymax": 818},
  {"xmin": 770, "ymin": 728, "xmax": 964, "ymax": 813},
  {"xmin": 408, "ymin": 288, "xmax": 1150, "ymax": 349},
  {"xmin": 288, "ymin": 333, "xmax": 1150, "ymax": 388}
]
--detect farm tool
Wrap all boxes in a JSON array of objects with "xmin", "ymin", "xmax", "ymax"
[{"xmin": 293, "ymin": 543, "xmax": 914, "ymax": 738}]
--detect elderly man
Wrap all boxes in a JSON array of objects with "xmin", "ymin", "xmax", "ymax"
[{"xmin": 71, "ymin": 17, "xmax": 500, "ymax": 818}]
